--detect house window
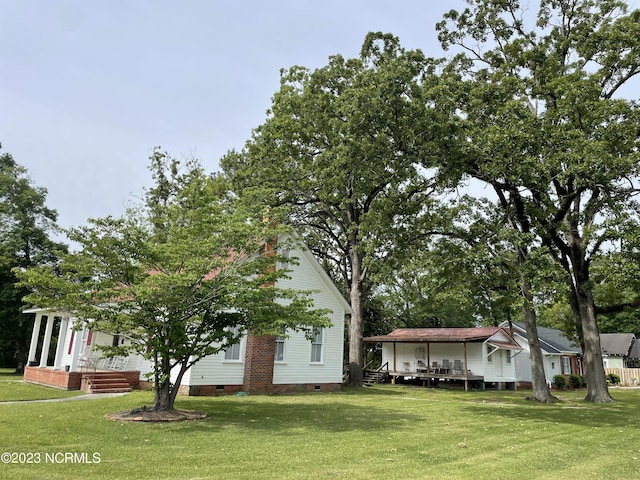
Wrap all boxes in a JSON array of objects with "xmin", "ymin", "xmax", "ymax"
[
  {"xmin": 310, "ymin": 328, "xmax": 323, "ymax": 363},
  {"xmin": 277, "ymin": 248, "xmax": 291, "ymax": 270},
  {"xmin": 506, "ymin": 350, "xmax": 512, "ymax": 364},
  {"xmin": 224, "ymin": 326, "xmax": 242, "ymax": 361},
  {"xmin": 562, "ymin": 357, "xmax": 571, "ymax": 374},
  {"xmin": 487, "ymin": 345, "xmax": 492, "ymax": 362},
  {"xmin": 275, "ymin": 336, "xmax": 286, "ymax": 362}
]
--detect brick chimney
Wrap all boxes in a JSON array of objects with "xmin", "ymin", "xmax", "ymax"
[{"xmin": 243, "ymin": 333, "xmax": 276, "ymax": 394}]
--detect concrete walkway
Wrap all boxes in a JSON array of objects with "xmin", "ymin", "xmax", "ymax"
[{"xmin": 0, "ymin": 392, "xmax": 129, "ymax": 405}]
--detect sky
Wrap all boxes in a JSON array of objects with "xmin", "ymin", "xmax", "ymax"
[{"xmin": 1, "ymin": 1, "xmax": 637, "ymax": 235}]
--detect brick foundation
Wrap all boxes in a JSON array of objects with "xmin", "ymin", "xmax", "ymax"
[
  {"xmin": 271, "ymin": 383, "xmax": 341, "ymax": 394},
  {"xmin": 24, "ymin": 366, "xmax": 140, "ymax": 392},
  {"xmin": 178, "ymin": 384, "xmax": 245, "ymax": 396},
  {"xmin": 24, "ymin": 366, "xmax": 82, "ymax": 390},
  {"xmin": 174, "ymin": 382, "xmax": 341, "ymax": 396}
]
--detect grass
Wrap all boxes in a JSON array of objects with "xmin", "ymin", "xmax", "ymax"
[
  {"xmin": 0, "ymin": 368, "xmax": 83, "ymax": 402},
  {"xmin": 0, "ymin": 379, "xmax": 639, "ymax": 479}
]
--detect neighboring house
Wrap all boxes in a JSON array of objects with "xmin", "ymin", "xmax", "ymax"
[
  {"xmin": 363, "ymin": 327, "xmax": 523, "ymax": 390},
  {"xmin": 22, "ymin": 236, "xmax": 351, "ymax": 395},
  {"xmin": 498, "ymin": 321, "xmax": 582, "ymax": 387},
  {"xmin": 600, "ymin": 333, "xmax": 638, "ymax": 369}
]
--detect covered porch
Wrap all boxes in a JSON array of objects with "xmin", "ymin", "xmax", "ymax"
[
  {"xmin": 364, "ymin": 327, "xmax": 523, "ymax": 391},
  {"xmin": 22, "ymin": 308, "xmax": 139, "ymax": 392}
]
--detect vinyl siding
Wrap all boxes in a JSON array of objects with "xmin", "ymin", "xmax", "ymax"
[
  {"xmin": 272, "ymin": 240, "xmax": 346, "ymax": 384},
  {"xmin": 179, "ymin": 237, "xmax": 347, "ymax": 386},
  {"xmin": 380, "ymin": 331, "xmax": 519, "ymax": 382}
]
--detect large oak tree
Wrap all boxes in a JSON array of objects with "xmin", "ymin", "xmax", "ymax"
[
  {"xmin": 223, "ymin": 33, "xmax": 445, "ymax": 385},
  {"xmin": 436, "ymin": 0, "xmax": 640, "ymax": 402}
]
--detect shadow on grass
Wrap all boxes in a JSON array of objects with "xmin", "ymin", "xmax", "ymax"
[
  {"xmin": 0, "ymin": 369, "xmax": 22, "ymax": 379},
  {"xmin": 165, "ymin": 396, "xmax": 423, "ymax": 434},
  {"xmin": 461, "ymin": 391, "xmax": 640, "ymax": 428}
]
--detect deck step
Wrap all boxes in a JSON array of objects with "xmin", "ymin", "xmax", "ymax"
[
  {"xmin": 86, "ymin": 372, "xmax": 133, "ymax": 394},
  {"xmin": 363, "ymin": 370, "xmax": 387, "ymax": 386}
]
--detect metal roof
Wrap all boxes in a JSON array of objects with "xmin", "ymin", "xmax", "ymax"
[
  {"xmin": 363, "ymin": 327, "xmax": 518, "ymax": 344},
  {"xmin": 501, "ymin": 322, "xmax": 581, "ymax": 354}
]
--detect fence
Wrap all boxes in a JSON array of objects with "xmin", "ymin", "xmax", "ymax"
[{"xmin": 605, "ymin": 368, "xmax": 640, "ymax": 386}]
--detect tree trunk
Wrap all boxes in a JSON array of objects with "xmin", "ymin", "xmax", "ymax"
[
  {"xmin": 519, "ymin": 260, "xmax": 555, "ymax": 402},
  {"xmin": 154, "ymin": 378, "xmax": 174, "ymax": 412},
  {"xmin": 574, "ymin": 281, "xmax": 612, "ymax": 403},
  {"xmin": 153, "ymin": 353, "xmax": 175, "ymax": 411},
  {"xmin": 347, "ymin": 248, "xmax": 364, "ymax": 386}
]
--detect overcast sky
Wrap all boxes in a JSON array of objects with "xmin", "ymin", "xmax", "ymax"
[{"xmin": 1, "ymin": 1, "xmax": 637, "ymax": 235}]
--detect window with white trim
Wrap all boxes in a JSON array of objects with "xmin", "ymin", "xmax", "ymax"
[
  {"xmin": 275, "ymin": 336, "xmax": 286, "ymax": 362},
  {"xmin": 562, "ymin": 356, "xmax": 571, "ymax": 374},
  {"xmin": 506, "ymin": 349, "xmax": 512, "ymax": 364},
  {"xmin": 277, "ymin": 248, "xmax": 291, "ymax": 270},
  {"xmin": 487, "ymin": 344, "xmax": 493, "ymax": 362},
  {"xmin": 310, "ymin": 328, "xmax": 323, "ymax": 363},
  {"xmin": 224, "ymin": 326, "xmax": 242, "ymax": 361}
]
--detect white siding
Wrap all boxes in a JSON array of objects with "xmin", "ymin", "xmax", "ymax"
[
  {"xmin": 185, "ymin": 339, "xmax": 247, "ymax": 386},
  {"xmin": 380, "ymin": 335, "xmax": 518, "ymax": 382},
  {"xmin": 272, "ymin": 240, "xmax": 346, "ymax": 385},
  {"xmin": 511, "ymin": 332, "xmax": 570, "ymax": 384},
  {"xmin": 382, "ymin": 342, "xmax": 486, "ymax": 376}
]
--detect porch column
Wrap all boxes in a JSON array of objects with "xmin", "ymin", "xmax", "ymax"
[
  {"xmin": 53, "ymin": 317, "xmax": 70, "ymax": 370},
  {"xmin": 28, "ymin": 313, "xmax": 43, "ymax": 364},
  {"xmin": 463, "ymin": 343, "xmax": 469, "ymax": 391},
  {"xmin": 39, "ymin": 316, "xmax": 55, "ymax": 367},
  {"xmin": 69, "ymin": 321, "xmax": 85, "ymax": 371}
]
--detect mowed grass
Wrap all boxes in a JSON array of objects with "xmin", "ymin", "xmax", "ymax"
[
  {"xmin": 1, "ymin": 380, "xmax": 639, "ymax": 479},
  {"xmin": 0, "ymin": 368, "xmax": 82, "ymax": 402}
]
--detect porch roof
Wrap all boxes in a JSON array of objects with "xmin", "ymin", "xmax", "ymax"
[{"xmin": 363, "ymin": 327, "xmax": 514, "ymax": 344}]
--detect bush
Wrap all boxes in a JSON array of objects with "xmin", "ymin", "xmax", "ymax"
[
  {"xmin": 569, "ymin": 374, "xmax": 584, "ymax": 389},
  {"xmin": 607, "ymin": 373, "xmax": 620, "ymax": 385},
  {"xmin": 552, "ymin": 374, "xmax": 566, "ymax": 389}
]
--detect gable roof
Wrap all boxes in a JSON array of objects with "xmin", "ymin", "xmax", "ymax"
[
  {"xmin": 500, "ymin": 321, "xmax": 581, "ymax": 355},
  {"xmin": 629, "ymin": 339, "xmax": 640, "ymax": 360},
  {"xmin": 600, "ymin": 333, "xmax": 636, "ymax": 357},
  {"xmin": 281, "ymin": 234, "xmax": 351, "ymax": 314},
  {"xmin": 363, "ymin": 327, "xmax": 519, "ymax": 345}
]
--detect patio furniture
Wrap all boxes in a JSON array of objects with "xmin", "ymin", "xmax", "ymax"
[
  {"xmin": 453, "ymin": 359, "xmax": 463, "ymax": 375},
  {"xmin": 442, "ymin": 359, "xmax": 450, "ymax": 373}
]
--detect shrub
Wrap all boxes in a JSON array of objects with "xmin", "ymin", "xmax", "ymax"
[
  {"xmin": 569, "ymin": 374, "xmax": 583, "ymax": 389},
  {"xmin": 552, "ymin": 374, "xmax": 566, "ymax": 389},
  {"xmin": 607, "ymin": 373, "xmax": 620, "ymax": 385}
]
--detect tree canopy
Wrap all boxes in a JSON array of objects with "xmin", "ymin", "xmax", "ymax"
[
  {"xmin": 223, "ymin": 32, "xmax": 450, "ymax": 385},
  {"xmin": 0, "ymin": 148, "xmax": 66, "ymax": 370},
  {"xmin": 435, "ymin": 0, "xmax": 640, "ymax": 402}
]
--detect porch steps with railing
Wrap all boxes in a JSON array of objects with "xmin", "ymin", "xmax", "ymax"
[
  {"xmin": 363, "ymin": 369, "xmax": 388, "ymax": 386},
  {"xmin": 86, "ymin": 371, "xmax": 133, "ymax": 394}
]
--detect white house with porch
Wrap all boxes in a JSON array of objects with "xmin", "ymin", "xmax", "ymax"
[
  {"xmin": 363, "ymin": 327, "xmax": 523, "ymax": 390},
  {"xmin": 22, "ymin": 236, "xmax": 350, "ymax": 395}
]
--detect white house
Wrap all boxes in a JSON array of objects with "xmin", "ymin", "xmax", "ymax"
[
  {"xmin": 23, "ymin": 236, "xmax": 351, "ymax": 395},
  {"xmin": 600, "ymin": 333, "xmax": 638, "ymax": 369},
  {"xmin": 363, "ymin": 327, "xmax": 523, "ymax": 390},
  {"xmin": 498, "ymin": 321, "xmax": 582, "ymax": 387}
]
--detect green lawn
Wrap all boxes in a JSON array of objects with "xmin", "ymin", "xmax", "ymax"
[
  {"xmin": 0, "ymin": 369, "xmax": 82, "ymax": 402},
  {"xmin": 0, "ymin": 382, "xmax": 639, "ymax": 479}
]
